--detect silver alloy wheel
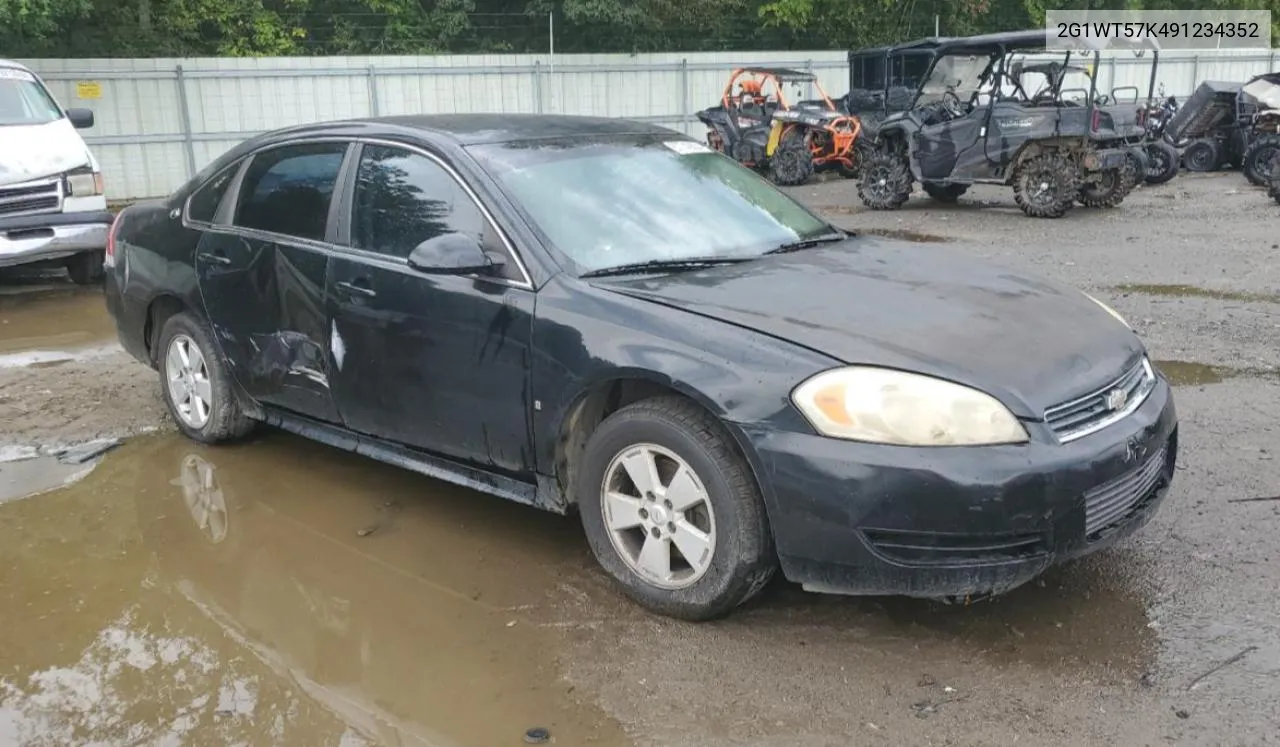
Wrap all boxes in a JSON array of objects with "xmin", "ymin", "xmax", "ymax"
[
  {"xmin": 601, "ymin": 443, "xmax": 717, "ymax": 590},
  {"xmin": 165, "ymin": 333, "xmax": 213, "ymax": 429},
  {"xmin": 175, "ymin": 453, "xmax": 227, "ymax": 544}
]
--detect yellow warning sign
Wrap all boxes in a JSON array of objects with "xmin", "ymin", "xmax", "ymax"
[{"xmin": 76, "ymin": 81, "xmax": 102, "ymax": 100}]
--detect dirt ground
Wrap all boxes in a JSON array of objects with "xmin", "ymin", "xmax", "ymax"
[{"xmin": 1, "ymin": 172, "xmax": 1278, "ymax": 746}]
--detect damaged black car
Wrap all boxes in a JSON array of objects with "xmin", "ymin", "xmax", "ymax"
[{"xmin": 103, "ymin": 114, "xmax": 1178, "ymax": 621}]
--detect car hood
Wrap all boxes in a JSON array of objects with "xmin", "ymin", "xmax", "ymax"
[
  {"xmin": 588, "ymin": 237, "xmax": 1144, "ymax": 418},
  {"xmin": 0, "ymin": 119, "xmax": 93, "ymax": 187}
]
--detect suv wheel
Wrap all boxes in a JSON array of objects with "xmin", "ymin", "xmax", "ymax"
[
  {"xmin": 66, "ymin": 251, "xmax": 104, "ymax": 286},
  {"xmin": 856, "ymin": 148, "xmax": 913, "ymax": 210},
  {"xmin": 921, "ymin": 182, "xmax": 969, "ymax": 202},
  {"xmin": 1182, "ymin": 139, "xmax": 1220, "ymax": 172},
  {"xmin": 1242, "ymin": 134, "xmax": 1280, "ymax": 187},
  {"xmin": 157, "ymin": 312, "xmax": 257, "ymax": 444},
  {"xmin": 1013, "ymin": 152, "xmax": 1079, "ymax": 218},
  {"xmin": 576, "ymin": 396, "xmax": 777, "ymax": 621}
]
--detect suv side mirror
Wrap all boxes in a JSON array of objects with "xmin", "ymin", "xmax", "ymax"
[
  {"xmin": 407, "ymin": 232, "xmax": 506, "ymax": 276},
  {"xmin": 66, "ymin": 108, "xmax": 95, "ymax": 129}
]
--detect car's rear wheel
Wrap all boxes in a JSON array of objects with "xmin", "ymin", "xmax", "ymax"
[
  {"xmin": 1242, "ymin": 134, "xmax": 1280, "ymax": 187},
  {"xmin": 1143, "ymin": 140, "xmax": 1179, "ymax": 185},
  {"xmin": 1013, "ymin": 152, "xmax": 1078, "ymax": 218},
  {"xmin": 1181, "ymin": 139, "xmax": 1220, "ymax": 172},
  {"xmin": 856, "ymin": 148, "xmax": 913, "ymax": 210},
  {"xmin": 576, "ymin": 396, "xmax": 776, "ymax": 621},
  {"xmin": 66, "ymin": 250, "xmax": 104, "ymax": 285},
  {"xmin": 157, "ymin": 312, "xmax": 256, "ymax": 444},
  {"xmin": 921, "ymin": 182, "xmax": 969, "ymax": 202},
  {"xmin": 1077, "ymin": 157, "xmax": 1137, "ymax": 208}
]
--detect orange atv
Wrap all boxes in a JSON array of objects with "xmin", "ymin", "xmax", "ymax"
[{"xmin": 695, "ymin": 67, "xmax": 864, "ymax": 186}]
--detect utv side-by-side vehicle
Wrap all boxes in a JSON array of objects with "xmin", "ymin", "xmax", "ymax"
[
  {"xmin": 697, "ymin": 67, "xmax": 864, "ymax": 185},
  {"xmin": 854, "ymin": 29, "xmax": 1157, "ymax": 218},
  {"xmin": 1163, "ymin": 72, "xmax": 1280, "ymax": 186},
  {"xmin": 845, "ymin": 37, "xmax": 948, "ymax": 128}
]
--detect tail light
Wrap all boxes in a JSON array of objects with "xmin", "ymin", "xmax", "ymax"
[
  {"xmin": 1091, "ymin": 108, "xmax": 1101, "ymax": 132},
  {"xmin": 1136, "ymin": 108, "xmax": 1147, "ymax": 128},
  {"xmin": 104, "ymin": 211, "xmax": 121, "ymax": 268}
]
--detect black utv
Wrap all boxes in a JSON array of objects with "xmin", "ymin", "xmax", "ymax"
[
  {"xmin": 1164, "ymin": 72, "xmax": 1280, "ymax": 186},
  {"xmin": 854, "ymin": 29, "xmax": 1157, "ymax": 218}
]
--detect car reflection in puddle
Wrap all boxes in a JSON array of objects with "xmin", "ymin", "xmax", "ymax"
[{"xmin": 0, "ymin": 432, "xmax": 631, "ymax": 747}]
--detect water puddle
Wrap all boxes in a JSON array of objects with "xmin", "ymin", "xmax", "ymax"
[
  {"xmin": 856, "ymin": 228, "xmax": 954, "ymax": 243},
  {"xmin": 1154, "ymin": 359, "xmax": 1280, "ymax": 386},
  {"xmin": 1112, "ymin": 283, "xmax": 1280, "ymax": 305},
  {"xmin": 0, "ymin": 286, "xmax": 118, "ymax": 356},
  {"xmin": 0, "ymin": 432, "xmax": 632, "ymax": 746}
]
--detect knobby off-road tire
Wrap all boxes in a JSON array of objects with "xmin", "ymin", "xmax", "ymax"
[
  {"xmin": 1181, "ymin": 139, "xmax": 1220, "ymax": 173},
  {"xmin": 767, "ymin": 131, "xmax": 815, "ymax": 187},
  {"xmin": 1013, "ymin": 152, "xmax": 1079, "ymax": 218},
  {"xmin": 1242, "ymin": 134, "xmax": 1280, "ymax": 187},
  {"xmin": 857, "ymin": 148, "xmax": 913, "ymax": 210},
  {"xmin": 576, "ymin": 396, "xmax": 777, "ymax": 621},
  {"xmin": 1143, "ymin": 140, "xmax": 1179, "ymax": 185},
  {"xmin": 157, "ymin": 312, "xmax": 257, "ymax": 444},
  {"xmin": 1270, "ymin": 152, "xmax": 1280, "ymax": 204},
  {"xmin": 921, "ymin": 182, "xmax": 969, "ymax": 202},
  {"xmin": 1077, "ymin": 157, "xmax": 1138, "ymax": 208}
]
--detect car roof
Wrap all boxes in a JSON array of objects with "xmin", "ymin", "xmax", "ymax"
[
  {"xmin": 0, "ymin": 59, "xmax": 34, "ymax": 72},
  {"xmin": 336, "ymin": 113, "xmax": 681, "ymax": 146}
]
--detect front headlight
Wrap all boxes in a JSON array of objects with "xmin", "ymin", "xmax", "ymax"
[
  {"xmin": 791, "ymin": 366, "xmax": 1029, "ymax": 446},
  {"xmin": 1083, "ymin": 292, "xmax": 1129, "ymax": 328}
]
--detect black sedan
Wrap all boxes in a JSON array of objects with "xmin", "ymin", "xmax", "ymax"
[{"xmin": 103, "ymin": 114, "xmax": 1178, "ymax": 621}]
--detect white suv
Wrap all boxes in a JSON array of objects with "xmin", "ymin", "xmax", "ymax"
[{"xmin": 0, "ymin": 59, "xmax": 111, "ymax": 284}]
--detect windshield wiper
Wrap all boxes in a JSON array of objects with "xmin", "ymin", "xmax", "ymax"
[
  {"xmin": 579, "ymin": 256, "xmax": 751, "ymax": 278},
  {"xmin": 763, "ymin": 229, "xmax": 848, "ymax": 255}
]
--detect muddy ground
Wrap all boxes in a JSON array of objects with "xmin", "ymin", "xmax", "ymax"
[{"xmin": 1, "ymin": 172, "xmax": 1277, "ymax": 746}]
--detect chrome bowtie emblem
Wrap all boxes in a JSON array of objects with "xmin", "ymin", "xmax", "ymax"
[{"xmin": 1105, "ymin": 388, "xmax": 1128, "ymax": 411}]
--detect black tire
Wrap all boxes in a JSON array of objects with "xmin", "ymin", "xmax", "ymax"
[
  {"xmin": 1013, "ymin": 152, "xmax": 1079, "ymax": 218},
  {"xmin": 1270, "ymin": 152, "xmax": 1280, "ymax": 204},
  {"xmin": 921, "ymin": 182, "xmax": 969, "ymax": 202},
  {"xmin": 156, "ymin": 311, "xmax": 257, "ymax": 444},
  {"xmin": 1143, "ymin": 140, "xmax": 1179, "ymax": 185},
  {"xmin": 856, "ymin": 147, "xmax": 913, "ymax": 210},
  {"xmin": 767, "ymin": 129, "xmax": 814, "ymax": 186},
  {"xmin": 1077, "ymin": 157, "xmax": 1137, "ymax": 208},
  {"xmin": 576, "ymin": 396, "xmax": 777, "ymax": 621},
  {"xmin": 66, "ymin": 250, "xmax": 104, "ymax": 285},
  {"xmin": 1182, "ymin": 139, "xmax": 1220, "ymax": 172},
  {"xmin": 1242, "ymin": 134, "xmax": 1280, "ymax": 187}
]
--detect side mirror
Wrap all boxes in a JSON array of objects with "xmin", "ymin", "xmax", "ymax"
[
  {"xmin": 407, "ymin": 232, "xmax": 506, "ymax": 276},
  {"xmin": 66, "ymin": 108, "xmax": 95, "ymax": 129}
]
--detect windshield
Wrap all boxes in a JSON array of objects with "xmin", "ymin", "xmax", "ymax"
[
  {"xmin": 1243, "ymin": 78, "xmax": 1280, "ymax": 111},
  {"xmin": 0, "ymin": 68, "xmax": 64, "ymax": 126},
  {"xmin": 918, "ymin": 54, "xmax": 991, "ymax": 104},
  {"xmin": 468, "ymin": 137, "xmax": 831, "ymax": 275}
]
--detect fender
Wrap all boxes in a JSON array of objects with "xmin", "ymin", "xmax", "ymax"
[{"xmin": 765, "ymin": 121, "xmax": 786, "ymax": 156}]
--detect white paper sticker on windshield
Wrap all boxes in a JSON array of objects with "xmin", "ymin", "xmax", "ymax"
[
  {"xmin": 0, "ymin": 68, "xmax": 37, "ymax": 82},
  {"xmin": 664, "ymin": 140, "xmax": 713, "ymax": 155}
]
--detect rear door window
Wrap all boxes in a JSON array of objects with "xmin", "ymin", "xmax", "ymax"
[{"xmin": 233, "ymin": 142, "xmax": 348, "ymax": 242}]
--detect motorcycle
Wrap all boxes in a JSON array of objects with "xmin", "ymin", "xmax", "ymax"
[{"xmin": 1140, "ymin": 86, "xmax": 1180, "ymax": 185}]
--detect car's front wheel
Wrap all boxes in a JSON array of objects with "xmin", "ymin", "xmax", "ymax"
[
  {"xmin": 157, "ymin": 312, "xmax": 257, "ymax": 444},
  {"xmin": 576, "ymin": 396, "xmax": 776, "ymax": 621}
]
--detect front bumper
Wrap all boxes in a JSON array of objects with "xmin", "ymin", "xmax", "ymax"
[
  {"xmin": 0, "ymin": 210, "xmax": 112, "ymax": 269},
  {"xmin": 738, "ymin": 374, "xmax": 1178, "ymax": 599}
]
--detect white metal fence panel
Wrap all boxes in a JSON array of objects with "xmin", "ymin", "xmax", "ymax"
[{"xmin": 16, "ymin": 49, "xmax": 1274, "ymax": 200}]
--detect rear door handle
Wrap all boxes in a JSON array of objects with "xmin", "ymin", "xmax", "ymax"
[{"xmin": 335, "ymin": 279, "xmax": 377, "ymax": 298}]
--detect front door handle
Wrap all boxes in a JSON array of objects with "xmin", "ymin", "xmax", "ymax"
[
  {"xmin": 197, "ymin": 250, "xmax": 231, "ymax": 265},
  {"xmin": 335, "ymin": 279, "xmax": 377, "ymax": 298}
]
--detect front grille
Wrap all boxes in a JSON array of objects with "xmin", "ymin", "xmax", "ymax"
[
  {"xmin": 1043, "ymin": 358, "xmax": 1156, "ymax": 443},
  {"xmin": 1084, "ymin": 443, "xmax": 1169, "ymax": 538},
  {"xmin": 862, "ymin": 528, "xmax": 1048, "ymax": 566},
  {"xmin": 0, "ymin": 178, "xmax": 62, "ymax": 218}
]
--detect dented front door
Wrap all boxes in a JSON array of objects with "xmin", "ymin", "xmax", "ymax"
[{"xmin": 195, "ymin": 231, "xmax": 340, "ymax": 423}]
